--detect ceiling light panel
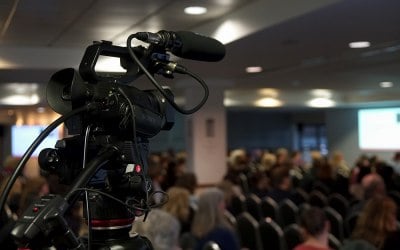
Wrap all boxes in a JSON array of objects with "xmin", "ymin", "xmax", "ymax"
[
  {"xmin": 254, "ymin": 97, "xmax": 283, "ymax": 107},
  {"xmin": 379, "ymin": 81, "xmax": 393, "ymax": 88},
  {"xmin": 184, "ymin": 6, "xmax": 208, "ymax": 15},
  {"xmin": 246, "ymin": 66, "xmax": 263, "ymax": 73},
  {"xmin": 349, "ymin": 41, "xmax": 371, "ymax": 48}
]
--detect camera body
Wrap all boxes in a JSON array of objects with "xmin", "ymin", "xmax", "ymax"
[{"xmin": 11, "ymin": 41, "xmax": 176, "ymax": 249}]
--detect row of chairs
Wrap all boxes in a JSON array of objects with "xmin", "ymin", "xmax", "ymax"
[
  {"xmin": 231, "ymin": 189, "xmax": 351, "ymax": 219},
  {"xmin": 233, "ymin": 211, "xmax": 342, "ymax": 250},
  {"xmin": 230, "ymin": 192, "xmax": 357, "ymax": 242}
]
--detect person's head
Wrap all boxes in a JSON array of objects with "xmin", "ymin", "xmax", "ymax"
[
  {"xmin": 352, "ymin": 196, "xmax": 397, "ymax": 248},
  {"xmin": 269, "ymin": 166, "xmax": 291, "ymax": 190},
  {"xmin": 299, "ymin": 206, "xmax": 330, "ymax": 240},
  {"xmin": 260, "ymin": 152, "xmax": 277, "ymax": 172},
  {"xmin": 191, "ymin": 188, "xmax": 229, "ymax": 237},
  {"xmin": 316, "ymin": 160, "xmax": 334, "ymax": 180},
  {"xmin": 148, "ymin": 154, "xmax": 165, "ymax": 183},
  {"xmin": 216, "ymin": 180, "xmax": 241, "ymax": 209},
  {"xmin": 393, "ymin": 152, "xmax": 400, "ymax": 162},
  {"xmin": 131, "ymin": 209, "xmax": 180, "ymax": 250},
  {"xmin": 331, "ymin": 150, "xmax": 344, "ymax": 165},
  {"xmin": 162, "ymin": 187, "xmax": 190, "ymax": 222},
  {"xmin": 291, "ymin": 151, "xmax": 303, "ymax": 165},
  {"xmin": 275, "ymin": 147, "xmax": 289, "ymax": 165},
  {"xmin": 361, "ymin": 173, "xmax": 386, "ymax": 200},
  {"xmin": 175, "ymin": 151, "xmax": 187, "ymax": 169},
  {"xmin": 175, "ymin": 172, "xmax": 198, "ymax": 194},
  {"xmin": 228, "ymin": 149, "xmax": 247, "ymax": 171}
]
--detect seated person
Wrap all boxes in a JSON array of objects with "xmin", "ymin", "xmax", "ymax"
[
  {"xmin": 191, "ymin": 188, "xmax": 240, "ymax": 250},
  {"xmin": 267, "ymin": 166, "xmax": 293, "ymax": 203},
  {"xmin": 342, "ymin": 196, "xmax": 399, "ymax": 250},
  {"xmin": 295, "ymin": 206, "xmax": 330, "ymax": 250},
  {"xmin": 130, "ymin": 208, "xmax": 181, "ymax": 250}
]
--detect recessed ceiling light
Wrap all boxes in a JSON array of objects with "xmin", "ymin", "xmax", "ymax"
[
  {"xmin": 246, "ymin": 66, "xmax": 263, "ymax": 73},
  {"xmin": 307, "ymin": 98, "xmax": 335, "ymax": 108},
  {"xmin": 379, "ymin": 81, "xmax": 393, "ymax": 88},
  {"xmin": 224, "ymin": 98, "xmax": 240, "ymax": 107},
  {"xmin": 349, "ymin": 41, "xmax": 371, "ymax": 49},
  {"xmin": 0, "ymin": 94, "xmax": 40, "ymax": 105},
  {"xmin": 254, "ymin": 97, "xmax": 283, "ymax": 107},
  {"xmin": 184, "ymin": 6, "xmax": 207, "ymax": 15}
]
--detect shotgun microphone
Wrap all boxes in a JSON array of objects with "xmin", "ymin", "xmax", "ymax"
[{"xmin": 134, "ymin": 30, "xmax": 225, "ymax": 62}]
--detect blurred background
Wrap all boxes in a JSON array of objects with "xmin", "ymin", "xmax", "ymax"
[{"xmin": 0, "ymin": 0, "xmax": 399, "ymax": 169}]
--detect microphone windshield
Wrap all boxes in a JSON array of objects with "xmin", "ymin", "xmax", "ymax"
[{"xmin": 172, "ymin": 31, "xmax": 226, "ymax": 62}]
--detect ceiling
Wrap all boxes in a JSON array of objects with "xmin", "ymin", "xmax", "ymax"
[{"xmin": 0, "ymin": 0, "xmax": 400, "ymax": 117}]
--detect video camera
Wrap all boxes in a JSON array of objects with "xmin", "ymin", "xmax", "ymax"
[{"xmin": 0, "ymin": 30, "xmax": 225, "ymax": 249}]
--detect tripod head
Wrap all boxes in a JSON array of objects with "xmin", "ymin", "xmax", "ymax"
[{"xmin": 1, "ymin": 31, "xmax": 225, "ymax": 249}]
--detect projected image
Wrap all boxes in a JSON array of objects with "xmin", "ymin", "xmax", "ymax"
[
  {"xmin": 358, "ymin": 108, "xmax": 400, "ymax": 150},
  {"xmin": 11, "ymin": 125, "xmax": 60, "ymax": 157}
]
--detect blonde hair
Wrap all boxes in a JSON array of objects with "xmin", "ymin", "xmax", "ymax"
[
  {"xmin": 162, "ymin": 187, "xmax": 190, "ymax": 222},
  {"xmin": 260, "ymin": 152, "xmax": 277, "ymax": 172},
  {"xmin": 352, "ymin": 196, "xmax": 397, "ymax": 248},
  {"xmin": 191, "ymin": 188, "xmax": 230, "ymax": 238}
]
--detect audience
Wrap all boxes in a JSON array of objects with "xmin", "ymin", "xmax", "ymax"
[
  {"xmin": 267, "ymin": 166, "xmax": 293, "ymax": 203},
  {"xmin": 342, "ymin": 196, "xmax": 399, "ymax": 249},
  {"xmin": 162, "ymin": 151, "xmax": 188, "ymax": 191},
  {"xmin": 175, "ymin": 172, "xmax": 199, "ymax": 210},
  {"xmin": 259, "ymin": 152, "xmax": 277, "ymax": 173},
  {"xmin": 329, "ymin": 150, "xmax": 351, "ymax": 178},
  {"xmin": 390, "ymin": 152, "xmax": 400, "ymax": 175},
  {"xmin": 348, "ymin": 173, "xmax": 386, "ymax": 218},
  {"xmin": 148, "ymin": 153, "xmax": 166, "ymax": 205},
  {"xmin": 131, "ymin": 208, "xmax": 181, "ymax": 250},
  {"xmin": 162, "ymin": 186, "xmax": 192, "ymax": 234},
  {"xmin": 295, "ymin": 206, "xmax": 331, "ymax": 250},
  {"xmin": 191, "ymin": 188, "xmax": 240, "ymax": 250},
  {"xmin": 224, "ymin": 149, "xmax": 250, "ymax": 191},
  {"xmin": 3, "ymin": 147, "xmax": 400, "ymax": 250}
]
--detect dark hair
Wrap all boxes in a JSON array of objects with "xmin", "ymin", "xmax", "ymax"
[
  {"xmin": 269, "ymin": 166, "xmax": 290, "ymax": 188},
  {"xmin": 175, "ymin": 172, "xmax": 198, "ymax": 194},
  {"xmin": 299, "ymin": 207, "xmax": 327, "ymax": 236}
]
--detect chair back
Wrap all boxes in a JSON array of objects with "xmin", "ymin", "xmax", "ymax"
[
  {"xmin": 245, "ymin": 194, "xmax": 263, "ymax": 221},
  {"xmin": 328, "ymin": 193, "xmax": 349, "ymax": 219},
  {"xmin": 328, "ymin": 234, "xmax": 342, "ymax": 250},
  {"xmin": 224, "ymin": 210, "xmax": 237, "ymax": 229},
  {"xmin": 261, "ymin": 196, "xmax": 280, "ymax": 223},
  {"xmin": 230, "ymin": 194, "xmax": 246, "ymax": 216},
  {"xmin": 291, "ymin": 188, "xmax": 309, "ymax": 206},
  {"xmin": 278, "ymin": 199, "xmax": 298, "ymax": 228},
  {"xmin": 324, "ymin": 206, "xmax": 344, "ymax": 242},
  {"xmin": 309, "ymin": 190, "xmax": 328, "ymax": 208},
  {"xmin": 259, "ymin": 217, "xmax": 285, "ymax": 250},
  {"xmin": 236, "ymin": 212, "xmax": 262, "ymax": 250},
  {"xmin": 283, "ymin": 223, "xmax": 303, "ymax": 250},
  {"xmin": 344, "ymin": 212, "xmax": 358, "ymax": 237}
]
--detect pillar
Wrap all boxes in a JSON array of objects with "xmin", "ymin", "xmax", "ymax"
[{"xmin": 184, "ymin": 81, "xmax": 228, "ymax": 186}]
